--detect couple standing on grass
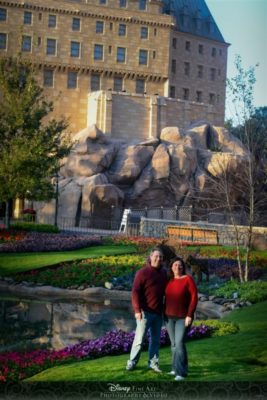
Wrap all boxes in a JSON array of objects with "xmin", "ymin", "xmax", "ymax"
[{"xmin": 126, "ymin": 248, "xmax": 198, "ymax": 381}]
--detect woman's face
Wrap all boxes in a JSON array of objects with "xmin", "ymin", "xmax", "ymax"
[{"xmin": 172, "ymin": 260, "xmax": 184, "ymax": 277}]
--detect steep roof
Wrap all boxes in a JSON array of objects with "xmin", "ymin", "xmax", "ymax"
[{"xmin": 161, "ymin": 0, "xmax": 226, "ymax": 43}]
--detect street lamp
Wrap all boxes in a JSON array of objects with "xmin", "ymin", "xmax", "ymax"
[{"xmin": 54, "ymin": 173, "xmax": 59, "ymax": 227}]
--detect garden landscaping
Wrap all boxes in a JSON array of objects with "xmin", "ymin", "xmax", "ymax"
[{"xmin": 0, "ymin": 226, "xmax": 267, "ymax": 383}]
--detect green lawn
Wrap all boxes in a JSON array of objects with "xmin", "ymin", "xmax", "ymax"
[
  {"xmin": 27, "ymin": 301, "xmax": 267, "ymax": 382},
  {"xmin": 0, "ymin": 245, "xmax": 137, "ymax": 275}
]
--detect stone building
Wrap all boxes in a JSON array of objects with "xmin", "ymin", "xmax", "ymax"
[{"xmin": 0, "ymin": 0, "xmax": 228, "ymax": 138}]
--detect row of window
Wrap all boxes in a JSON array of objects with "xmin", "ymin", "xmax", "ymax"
[
  {"xmin": 43, "ymin": 68, "xmax": 146, "ymax": 93},
  {"xmin": 0, "ymin": 33, "xmax": 154, "ymax": 65},
  {"xmin": 0, "ymin": 0, "xmax": 148, "ymax": 26},
  {"xmin": 172, "ymin": 37, "xmax": 223, "ymax": 57},
  {"xmin": 169, "ymin": 86, "xmax": 219, "ymax": 105},
  {"xmin": 171, "ymin": 60, "xmax": 220, "ymax": 81}
]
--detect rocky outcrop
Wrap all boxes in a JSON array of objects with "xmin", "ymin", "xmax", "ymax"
[{"xmin": 35, "ymin": 122, "xmax": 249, "ymax": 221}]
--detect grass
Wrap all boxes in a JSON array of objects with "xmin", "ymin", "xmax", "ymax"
[
  {"xmin": 27, "ymin": 301, "xmax": 267, "ymax": 382},
  {"xmin": 187, "ymin": 245, "xmax": 267, "ymax": 260},
  {"xmin": 0, "ymin": 244, "xmax": 137, "ymax": 275}
]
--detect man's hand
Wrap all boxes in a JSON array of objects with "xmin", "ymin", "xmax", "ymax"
[
  {"xmin": 135, "ymin": 312, "xmax": 142, "ymax": 320},
  {"xmin": 185, "ymin": 316, "xmax": 192, "ymax": 327}
]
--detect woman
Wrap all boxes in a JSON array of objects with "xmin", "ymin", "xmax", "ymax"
[{"xmin": 164, "ymin": 256, "xmax": 198, "ymax": 381}]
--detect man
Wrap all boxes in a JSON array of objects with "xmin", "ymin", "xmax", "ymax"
[{"xmin": 126, "ymin": 248, "xmax": 167, "ymax": 372}]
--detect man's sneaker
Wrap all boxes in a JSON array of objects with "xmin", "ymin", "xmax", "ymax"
[
  {"xmin": 126, "ymin": 360, "xmax": 135, "ymax": 371},
  {"xmin": 167, "ymin": 371, "xmax": 176, "ymax": 376},
  {"xmin": 148, "ymin": 362, "xmax": 162, "ymax": 373},
  {"xmin": 174, "ymin": 375, "xmax": 184, "ymax": 381}
]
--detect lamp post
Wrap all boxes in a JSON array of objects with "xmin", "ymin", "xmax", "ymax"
[{"xmin": 54, "ymin": 173, "xmax": 59, "ymax": 227}]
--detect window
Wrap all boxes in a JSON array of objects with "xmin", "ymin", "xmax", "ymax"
[
  {"xmin": 108, "ymin": 45, "xmax": 112, "ymax": 54},
  {"xmin": 172, "ymin": 38, "xmax": 176, "ymax": 49},
  {"xmin": 114, "ymin": 76, "xmax": 123, "ymax": 91},
  {"xmin": 96, "ymin": 21, "xmax": 104, "ymax": 33},
  {"xmin": 198, "ymin": 44, "xmax": 203, "ymax": 54},
  {"xmin": 184, "ymin": 62, "xmax": 190, "ymax": 76},
  {"xmin": 0, "ymin": 8, "xmax": 7, "ymax": 21},
  {"xmin": 46, "ymin": 38, "xmax": 56, "ymax": 55},
  {"xmin": 38, "ymin": 13, "xmax": 42, "ymax": 21},
  {"xmin": 196, "ymin": 90, "xmax": 202, "ymax": 102},
  {"xmin": 91, "ymin": 73, "xmax": 100, "ymax": 90},
  {"xmin": 70, "ymin": 41, "xmax": 80, "ymax": 57},
  {"xmin": 171, "ymin": 59, "xmax": 176, "ymax": 73},
  {"xmin": 183, "ymin": 88, "xmax": 189, "ymax": 100},
  {"xmin": 21, "ymin": 35, "xmax": 31, "ymax": 52},
  {"xmin": 197, "ymin": 65, "xmax": 203, "ymax": 78},
  {"xmin": 211, "ymin": 47, "xmax": 216, "ymax": 57},
  {"xmin": 152, "ymin": 50, "xmax": 156, "ymax": 59},
  {"xmin": 48, "ymin": 14, "xmax": 56, "ymax": 28},
  {"xmin": 72, "ymin": 17, "xmax": 80, "ymax": 31},
  {"xmin": 170, "ymin": 86, "xmax": 175, "ymax": 98},
  {"xmin": 117, "ymin": 47, "xmax": 126, "ymax": 63},
  {"xmin": 0, "ymin": 32, "xmax": 7, "ymax": 49},
  {"xmin": 154, "ymin": 28, "xmax": 157, "ymax": 36},
  {"xmin": 109, "ymin": 22, "xmax": 113, "ymax": 30},
  {"xmin": 118, "ymin": 24, "xmax": 126, "ymax": 36},
  {"xmin": 43, "ymin": 69, "xmax": 54, "ymax": 87},
  {"xmin": 67, "ymin": 71, "xmax": 78, "ymax": 89},
  {"xmin": 139, "ymin": 0, "xmax": 146, "ymax": 10},
  {"xmin": 139, "ymin": 49, "xmax": 148, "ymax": 65},
  {"xmin": 24, "ymin": 11, "xmax": 32, "ymax": 25},
  {"xmin": 119, "ymin": 0, "xmax": 127, "ymax": 7},
  {"xmin": 210, "ymin": 68, "xmax": 216, "ymax": 81},
  {"xmin": 99, "ymin": 0, "xmax": 107, "ymax": 4},
  {"xmin": 185, "ymin": 40, "xmax": 190, "ymax": 51},
  {"xmin": 94, "ymin": 44, "xmax": 103, "ymax": 60},
  {"xmin": 209, "ymin": 93, "xmax": 215, "ymax": 105},
  {"xmin": 140, "ymin": 26, "xmax": 148, "ymax": 39},
  {"xmin": 37, "ymin": 37, "xmax": 41, "ymax": 46},
  {"xmin": 136, "ymin": 78, "xmax": 145, "ymax": 94}
]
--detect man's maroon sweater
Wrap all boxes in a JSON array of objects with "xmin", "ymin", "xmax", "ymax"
[{"xmin": 132, "ymin": 263, "xmax": 167, "ymax": 315}]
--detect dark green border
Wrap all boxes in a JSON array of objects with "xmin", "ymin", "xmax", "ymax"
[{"xmin": 0, "ymin": 382, "xmax": 267, "ymax": 399}]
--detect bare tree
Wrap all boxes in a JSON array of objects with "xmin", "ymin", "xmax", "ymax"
[{"xmin": 192, "ymin": 55, "xmax": 267, "ymax": 282}]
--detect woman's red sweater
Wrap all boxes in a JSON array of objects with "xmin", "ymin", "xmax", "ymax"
[{"xmin": 165, "ymin": 275, "xmax": 198, "ymax": 318}]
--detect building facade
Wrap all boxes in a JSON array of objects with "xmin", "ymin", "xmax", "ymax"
[{"xmin": 0, "ymin": 0, "xmax": 229, "ymax": 137}]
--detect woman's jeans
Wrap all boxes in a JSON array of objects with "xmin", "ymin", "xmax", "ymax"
[
  {"xmin": 165, "ymin": 317, "xmax": 188, "ymax": 377},
  {"xmin": 129, "ymin": 311, "xmax": 163, "ymax": 366}
]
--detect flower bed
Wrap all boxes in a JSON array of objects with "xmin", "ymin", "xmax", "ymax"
[
  {"xmin": 0, "ymin": 233, "xmax": 102, "ymax": 253},
  {"xmin": 0, "ymin": 229, "xmax": 25, "ymax": 244},
  {"xmin": 0, "ymin": 325, "xmax": 212, "ymax": 382},
  {"xmin": 14, "ymin": 255, "xmax": 144, "ymax": 288}
]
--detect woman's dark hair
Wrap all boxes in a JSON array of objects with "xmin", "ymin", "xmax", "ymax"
[{"xmin": 168, "ymin": 256, "xmax": 186, "ymax": 279}]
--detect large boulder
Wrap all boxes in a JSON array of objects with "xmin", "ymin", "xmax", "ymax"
[
  {"xmin": 160, "ymin": 127, "xmax": 183, "ymax": 144},
  {"xmin": 106, "ymin": 144, "xmax": 154, "ymax": 184}
]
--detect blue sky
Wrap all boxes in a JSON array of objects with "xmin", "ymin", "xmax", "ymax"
[{"xmin": 206, "ymin": 0, "xmax": 267, "ymax": 120}]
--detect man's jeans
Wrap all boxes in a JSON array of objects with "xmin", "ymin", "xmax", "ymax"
[
  {"xmin": 165, "ymin": 317, "xmax": 188, "ymax": 377},
  {"xmin": 129, "ymin": 311, "xmax": 163, "ymax": 366}
]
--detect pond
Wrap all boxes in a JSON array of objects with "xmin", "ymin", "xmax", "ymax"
[
  {"xmin": 0, "ymin": 287, "xmax": 216, "ymax": 353},
  {"xmin": 0, "ymin": 294, "xmax": 135, "ymax": 352}
]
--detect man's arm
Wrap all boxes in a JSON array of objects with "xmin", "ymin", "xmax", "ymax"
[{"xmin": 131, "ymin": 269, "xmax": 144, "ymax": 319}]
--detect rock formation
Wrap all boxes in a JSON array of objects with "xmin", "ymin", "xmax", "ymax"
[{"xmin": 35, "ymin": 122, "xmax": 248, "ymax": 224}]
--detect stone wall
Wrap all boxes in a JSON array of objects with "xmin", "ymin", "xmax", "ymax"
[
  {"xmin": 87, "ymin": 91, "xmax": 223, "ymax": 139},
  {"xmin": 140, "ymin": 217, "xmax": 267, "ymax": 246}
]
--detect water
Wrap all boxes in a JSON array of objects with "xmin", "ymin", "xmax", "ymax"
[{"xmin": 0, "ymin": 294, "xmax": 135, "ymax": 352}]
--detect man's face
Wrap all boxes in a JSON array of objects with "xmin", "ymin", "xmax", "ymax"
[{"xmin": 150, "ymin": 250, "xmax": 163, "ymax": 268}]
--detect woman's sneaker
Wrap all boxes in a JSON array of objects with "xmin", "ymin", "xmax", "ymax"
[
  {"xmin": 174, "ymin": 375, "xmax": 184, "ymax": 381},
  {"xmin": 167, "ymin": 371, "xmax": 176, "ymax": 375},
  {"xmin": 126, "ymin": 360, "xmax": 136, "ymax": 371}
]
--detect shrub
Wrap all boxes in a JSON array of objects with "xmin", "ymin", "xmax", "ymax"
[
  {"xmin": 11, "ymin": 222, "xmax": 59, "ymax": 233},
  {"xmin": 211, "ymin": 280, "xmax": 267, "ymax": 303},
  {"xmin": 194, "ymin": 319, "xmax": 239, "ymax": 337}
]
